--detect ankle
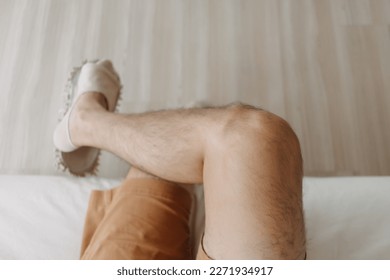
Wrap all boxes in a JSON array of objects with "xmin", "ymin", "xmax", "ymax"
[
  {"xmin": 78, "ymin": 92, "xmax": 108, "ymax": 111},
  {"xmin": 68, "ymin": 92, "xmax": 108, "ymax": 147}
]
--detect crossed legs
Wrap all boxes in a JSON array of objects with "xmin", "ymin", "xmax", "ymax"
[{"xmin": 73, "ymin": 93, "xmax": 306, "ymax": 259}]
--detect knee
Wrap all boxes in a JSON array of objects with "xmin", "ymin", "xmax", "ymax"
[{"xmin": 220, "ymin": 103, "xmax": 302, "ymax": 156}]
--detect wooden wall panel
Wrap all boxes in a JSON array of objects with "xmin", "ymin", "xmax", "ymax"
[{"xmin": 0, "ymin": 0, "xmax": 389, "ymax": 177}]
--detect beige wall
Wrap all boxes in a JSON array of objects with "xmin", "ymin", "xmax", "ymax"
[{"xmin": 0, "ymin": 0, "xmax": 389, "ymax": 177}]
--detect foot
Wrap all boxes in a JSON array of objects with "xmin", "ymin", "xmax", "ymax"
[
  {"xmin": 68, "ymin": 92, "xmax": 108, "ymax": 147},
  {"xmin": 53, "ymin": 59, "xmax": 122, "ymax": 153}
]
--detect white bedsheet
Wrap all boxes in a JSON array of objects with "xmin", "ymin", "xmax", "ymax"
[
  {"xmin": 303, "ymin": 177, "xmax": 390, "ymax": 259},
  {"xmin": 0, "ymin": 175, "xmax": 389, "ymax": 259},
  {"xmin": 0, "ymin": 175, "xmax": 119, "ymax": 259}
]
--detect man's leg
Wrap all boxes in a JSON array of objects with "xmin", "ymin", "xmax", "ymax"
[{"xmin": 72, "ymin": 94, "xmax": 306, "ymax": 259}]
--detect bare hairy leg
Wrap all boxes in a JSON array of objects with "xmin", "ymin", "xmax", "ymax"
[{"xmin": 71, "ymin": 94, "xmax": 306, "ymax": 259}]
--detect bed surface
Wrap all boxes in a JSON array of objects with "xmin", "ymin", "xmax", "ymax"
[{"xmin": 0, "ymin": 175, "xmax": 389, "ymax": 260}]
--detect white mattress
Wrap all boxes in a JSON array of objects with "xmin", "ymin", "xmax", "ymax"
[{"xmin": 0, "ymin": 175, "xmax": 389, "ymax": 260}]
